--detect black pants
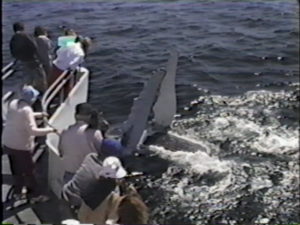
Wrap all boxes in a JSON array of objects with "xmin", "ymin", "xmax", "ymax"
[
  {"xmin": 4, "ymin": 146, "xmax": 37, "ymax": 194},
  {"xmin": 21, "ymin": 60, "xmax": 48, "ymax": 93}
]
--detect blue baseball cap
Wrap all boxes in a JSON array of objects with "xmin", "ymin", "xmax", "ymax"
[
  {"xmin": 100, "ymin": 139, "xmax": 124, "ymax": 157},
  {"xmin": 20, "ymin": 85, "xmax": 40, "ymax": 104}
]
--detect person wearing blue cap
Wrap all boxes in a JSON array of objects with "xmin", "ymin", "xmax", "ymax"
[
  {"xmin": 2, "ymin": 85, "xmax": 57, "ymax": 200},
  {"xmin": 100, "ymin": 139, "xmax": 126, "ymax": 158}
]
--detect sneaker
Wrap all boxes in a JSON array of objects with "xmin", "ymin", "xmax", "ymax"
[{"xmin": 21, "ymin": 187, "xmax": 28, "ymax": 195}]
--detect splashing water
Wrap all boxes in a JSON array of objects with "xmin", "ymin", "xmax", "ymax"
[{"xmin": 134, "ymin": 86, "xmax": 299, "ymax": 225}]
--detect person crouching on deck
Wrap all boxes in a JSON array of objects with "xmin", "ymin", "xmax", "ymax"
[
  {"xmin": 62, "ymin": 156, "xmax": 127, "ymax": 224},
  {"xmin": 2, "ymin": 85, "xmax": 57, "ymax": 199},
  {"xmin": 58, "ymin": 103, "xmax": 103, "ymax": 184}
]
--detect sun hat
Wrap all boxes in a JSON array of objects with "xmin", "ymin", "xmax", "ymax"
[
  {"xmin": 100, "ymin": 139, "xmax": 124, "ymax": 157},
  {"xmin": 20, "ymin": 85, "xmax": 40, "ymax": 103},
  {"xmin": 99, "ymin": 156, "xmax": 127, "ymax": 179}
]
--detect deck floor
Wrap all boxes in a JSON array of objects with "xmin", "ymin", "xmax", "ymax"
[{"xmin": 2, "ymin": 147, "xmax": 75, "ymax": 224}]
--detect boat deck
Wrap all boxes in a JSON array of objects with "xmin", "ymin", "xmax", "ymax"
[
  {"xmin": 2, "ymin": 147, "xmax": 73, "ymax": 224},
  {"xmin": 2, "ymin": 142, "xmax": 171, "ymax": 224}
]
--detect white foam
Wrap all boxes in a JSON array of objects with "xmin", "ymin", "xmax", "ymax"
[
  {"xmin": 149, "ymin": 145, "xmax": 231, "ymax": 175},
  {"xmin": 168, "ymin": 130, "xmax": 206, "ymax": 146},
  {"xmin": 168, "ymin": 130, "xmax": 221, "ymax": 155},
  {"xmin": 251, "ymin": 177, "xmax": 273, "ymax": 192},
  {"xmin": 174, "ymin": 112, "xmax": 299, "ymax": 155},
  {"xmin": 281, "ymin": 161, "xmax": 300, "ymax": 187},
  {"xmin": 253, "ymin": 129, "xmax": 299, "ymax": 154}
]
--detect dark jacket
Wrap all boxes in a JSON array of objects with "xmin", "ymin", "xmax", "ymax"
[
  {"xmin": 35, "ymin": 35, "xmax": 52, "ymax": 67},
  {"xmin": 62, "ymin": 153, "xmax": 117, "ymax": 210},
  {"xmin": 10, "ymin": 32, "xmax": 38, "ymax": 61}
]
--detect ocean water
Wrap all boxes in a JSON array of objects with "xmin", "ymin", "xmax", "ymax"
[{"xmin": 2, "ymin": 1, "xmax": 299, "ymax": 224}]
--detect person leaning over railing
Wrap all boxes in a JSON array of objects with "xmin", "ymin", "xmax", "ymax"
[
  {"xmin": 62, "ymin": 156, "xmax": 128, "ymax": 224},
  {"xmin": 49, "ymin": 36, "xmax": 92, "ymax": 88},
  {"xmin": 2, "ymin": 85, "xmax": 57, "ymax": 201},
  {"xmin": 58, "ymin": 103, "xmax": 103, "ymax": 184}
]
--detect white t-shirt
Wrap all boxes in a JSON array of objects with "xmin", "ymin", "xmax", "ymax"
[
  {"xmin": 2, "ymin": 99, "xmax": 53, "ymax": 151},
  {"xmin": 53, "ymin": 43, "xmax": 84, "ymax": 71}
]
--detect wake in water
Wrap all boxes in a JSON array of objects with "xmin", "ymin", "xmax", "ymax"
[{"xmin": 133, "ymin": 84, "xmax": 299, "ymax": 225}]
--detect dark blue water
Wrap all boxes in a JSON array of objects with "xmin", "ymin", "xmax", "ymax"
[
  {"xmin": 2, "ymin": 1, "xmax": 299, "ymax": 224},
  {"xmin": 2, "ymin": 1, "xmax": 299, "ymax": 122}
]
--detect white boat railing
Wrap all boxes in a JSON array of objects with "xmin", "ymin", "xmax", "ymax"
[
  {"xmin": 44, "ymin": 67, "xmax": 89, "ymax": 198},
  {"xmin": 2, "ymin": 60, "xmax": 90, "ymax": 198},
  {"xmin": 2, "ymin": 60, "xmax": 17, "ymax": 80},
  {"xmin": 41, "ymin": 70, "xmax": 75, "ymax": 115},
  {"xmin": 2, "ymin": 61, "xmax": 18, "ymax": 123}
]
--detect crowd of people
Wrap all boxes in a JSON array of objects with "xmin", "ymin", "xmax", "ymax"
[
  {"xmin": 9, "ymin": 22, "xmax": 91, "ymax": 93},
  {"xmin": 3, "ymin": 22, "xmax": 149, "ymax": 224}
]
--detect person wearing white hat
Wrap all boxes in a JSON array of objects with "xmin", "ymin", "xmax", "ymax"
[
  {"xmin": 2, "ymin": 85, "xmax": 57, "ymax": 199},
  {"xmin": 62, "ymin": 155, "xmax": 127, "ymax": 224}
]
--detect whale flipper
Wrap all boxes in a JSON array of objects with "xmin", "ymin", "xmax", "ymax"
[
  {"xmin": 121, "ymin": 50, "xmax": 178, "ymax": 153},
  {"xmin": 122, "ymin": 70, "xmax": 166, "ymax": 153},
  {"xmin": 153, "ymin": 49, "xmax": 178, "ymax": 128}
]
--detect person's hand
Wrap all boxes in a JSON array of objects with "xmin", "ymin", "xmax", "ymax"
[
  {"xmin": 51, "ymin": 127, "xmax": 59, "ymax": 134},
  {"xmin": 116, "ymin": 178, "xmax": 126, "ymax": 186},
  {"xmin": 42, "ymin": 112, "xmax": 49, "ymax": 117}
]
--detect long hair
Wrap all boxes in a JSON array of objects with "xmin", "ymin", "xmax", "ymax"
[
  {"xmin": 117, "ymin": 185, "xmax": 149, "ymax": 224},
  {"xmin": 87, "ymin": 110, "xmax": 99, "ymax": 129}
]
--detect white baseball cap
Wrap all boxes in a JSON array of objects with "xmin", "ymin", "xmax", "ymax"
[{"xmin": 99, "ymin": 156, "xmax": 127, "ymax": 179}]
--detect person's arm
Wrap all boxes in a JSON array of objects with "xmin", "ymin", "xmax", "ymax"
[
  {"xmin": 9, "ymin": 37, "xmax": 17, "ymax": 58},
  {"xmin": 62, "ymin": 180, "xmax": 82, "ymax": 206},
  {"xmin": 47, "ymin": 38, "xmax": 52, "ymax": 51},
  {"xmin": 68, "ymin": 55, "xmax": 84, "ymax": 70},
  {"xmin": 57, "ymin": 130, "xmax": 65, "ymax": 157},
  {"xmin": 26, "ymin": 34, "xmax": 41, "ymax": 61},
  {"xmin": 91, "ymin": 129, "xmax": 103, "ymax": 153},
  {"xmin": 24, "ymin": 106, "xmax": 54, "ymax": 136},
  {"xmin": 33, "ymin": 112, "xmax": 48, "ymax": 118}
]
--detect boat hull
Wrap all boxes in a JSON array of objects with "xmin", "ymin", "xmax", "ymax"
[{"xmin": 46, "ymin": 68, "xmax": 89, "ymax": 198}]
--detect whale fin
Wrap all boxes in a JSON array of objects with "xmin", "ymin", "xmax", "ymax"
[
  {"xmin": 122, "ymin": 70, "xmax": 166, "ymax": 152},
  {"xmin": 121, "ymin": 50, "xmax": 178, "ymax": 152},
  {"xmin": 153, "ymin": 49, "xmax": 178, "ymax": 128}
]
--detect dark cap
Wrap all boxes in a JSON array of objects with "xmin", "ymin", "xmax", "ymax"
[
  {"xmin": 100, "ymin": 139, "xmax": 124, "ymax": 157},
  {"xmin": 75, "ymin": 103, "xmax": 93, "ymax": 116}
]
